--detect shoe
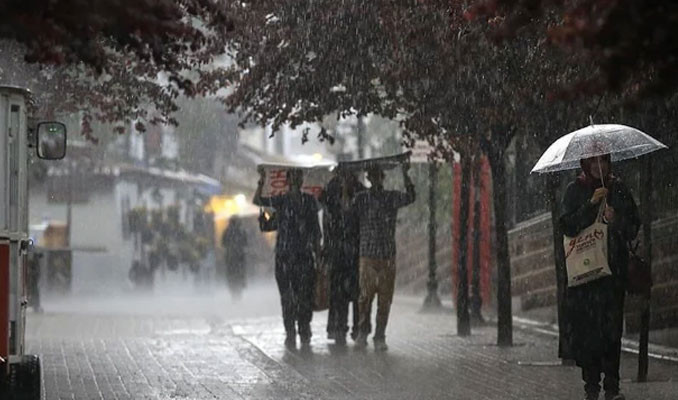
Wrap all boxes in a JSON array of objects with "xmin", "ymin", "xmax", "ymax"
[
  {"xmin": 284, "ymin": 335, "xmax": 296, "ymax": 349},
  {"xmin": 334, "ymin": 334, "xmax": 347, "ymax": 346},
  {"xmin": 605, "ymin": 393, "xmax": 624, "ymax": 400},
  {"xmin": 373, "ymin": 339, "xmax": 388, "ymax": 352},
  {"xmin": 298, "ymin": 324, "xmax": 311, "ymax": 345}
]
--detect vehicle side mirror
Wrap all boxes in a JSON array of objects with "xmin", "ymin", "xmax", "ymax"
[{"xmin": 36, "ymin": 121, "xmax": 66, "ymax": 160}]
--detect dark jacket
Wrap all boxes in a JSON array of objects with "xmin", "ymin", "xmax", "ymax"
[
  {"xmin": 559, "ymin": 174, "xmax": 640, "ymax": 366},
  {"xmin": 260, "ymin": 192, "xmax": 320, "ymax": 254},
  {"xmin": 222, "ymin": 220, "xmax": 248, "ymax": 269},
  {"xmin": 319, "ymin": 176, "xmax": 364, "ymax": 261}
]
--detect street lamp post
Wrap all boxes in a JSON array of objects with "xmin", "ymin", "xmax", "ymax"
[
  {"xmin": 638, "ymin": 156, "xmax": 653, "ymax": 382},
  {"xmin": 356, "ymin": 116, "xmax": 365, "ymax": 159},
  {"xmin": 457, "ymin": 156, "xmax": 472, "ymax": 336}
]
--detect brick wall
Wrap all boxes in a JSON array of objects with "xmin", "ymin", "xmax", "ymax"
[{"xmin": 508, "ymin": 212, "xmax": 678, "ymax": 333}]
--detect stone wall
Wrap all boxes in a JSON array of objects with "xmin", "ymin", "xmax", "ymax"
[
  {"xmin": 508, "ymin": 214, "xmax": 557, "ymax": 311},
  {"xmin": 508, "ymin": 212, "xmax": 678, "ymax": 333}
]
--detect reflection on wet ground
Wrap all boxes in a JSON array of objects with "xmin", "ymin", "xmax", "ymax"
[{"xmin": 27, "ymin": 280, "xmax": 678, "ymax": 400}]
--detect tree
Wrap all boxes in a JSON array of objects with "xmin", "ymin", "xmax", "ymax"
[
  {"xmin": 1, "ymin": 0, "xmax": 231, "ymax": 73},
  {"xmin": 222, "ymin": 0, "xmax": 541, "ymax": 345},
  {"xmin": 173, "ymin": 96, "xmax": 240, "ymax": 175},
  {"xmin": 223, "ymin": 0, "xmax": 678, "ymax": 346},
  {"xmin": 465, "ymin": 0, "xmax": 678, "ymax": 98},
  {"xmin": 0, "ymin": 1, "xmax": 234, "ymax": 140},
  {"xmin": 223, "ymin": 1, "xmax": 436, "ymax": 136}
]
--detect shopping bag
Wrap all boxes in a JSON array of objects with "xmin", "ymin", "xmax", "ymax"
[
  {"xmin": 313, "ymin": 255, "xmax": 329, "ymax": 311},
  {"xmin": 563, "ymin": 204, "xmax": 611, "ymax": 287}
]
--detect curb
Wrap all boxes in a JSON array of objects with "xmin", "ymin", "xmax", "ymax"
[
  {"xmin": 511, "ymin": 316, "xmax": 678, "ymax": 363},
  {"xmin": 396, "ymin": 294, "xmax": 678, "ymax": 363}
]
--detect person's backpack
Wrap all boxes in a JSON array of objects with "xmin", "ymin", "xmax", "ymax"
[{"xmin": 258, "ymin": 208, "xmax": 278, "ymax": 232}]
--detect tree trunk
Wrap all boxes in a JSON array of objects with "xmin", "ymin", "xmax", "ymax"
[
  {"xmin": 547, "ymin": 174, "xmax": 572, "ymax": 361},
  {"xmin": 457, "ymin": 156, "xmax": 472, "ymax": 336},
  {"xmin": 357, "ymin": 116, "xmax": 366, "ymax": 159},
  {"xmin": 470, "ymin": 159, "xmax": 484, "ymax": 322},
  {"xmin": 488, "ymin": 147, "xmax": 513, "ymax": 347},
  {"xmin": 423, "ymin": 162, "xmax": 442, "ymax": 309}
]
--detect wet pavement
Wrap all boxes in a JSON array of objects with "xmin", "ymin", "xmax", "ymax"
[{"xmin": 26, "ymin": 284, "xmax": 678, "ymax": 400}]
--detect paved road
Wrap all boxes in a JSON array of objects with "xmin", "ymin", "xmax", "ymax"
[{"xmin": 26, "ymin": 284, "xmax": 678, "ymax": 399}]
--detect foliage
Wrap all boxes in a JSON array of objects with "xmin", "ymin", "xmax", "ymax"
[
  {"xmin": 127, "ymin": 207, "xmax": 148, "ymax": 233},
  {"xmin": 223, "ymin": 1, "xmax": 594, "ymax": 158},
  {"xmin": 0, "ymin": 0, "xmax": 230, "ymax": 72},
  {"xmin": 0, "ymin": 1, "xmax": 235, "ymax": 140},
  {"xmin": 172, "ymin": 96, "xmax": 240, "ymax": 175},
  {"xmin": 221, "ymin": 0, "xmax": 614, "ymax": 346},
  {"xmin": 223, "ymin": 1, "xmax": 453, "ymax": 142},
  {"xmin": 126, "ymin": 205, "xmax": 210, "ymax": 275},
  {"xmin": 465, "ymin": 0, "xmax": 678, "ymax": 98}
]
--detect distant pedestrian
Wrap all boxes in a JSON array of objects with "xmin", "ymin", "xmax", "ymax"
[
  {"xmin": 222, "ymin": 216, "xmax": 248, "ymax": 300},
  {"xmin": 320, "ymin": 167, "xmax": 366, "ymax": 345},
  {"xmin": 128, "ymin": 260, "xmax": 154, "ymax": 289},
  {"xmin": 560, "ymin": 154, "xmax": 640, "ymax": 400},
  {"xmin": 353, "ymin": 163, "xmax": 415, "ymax": 351},
  {"xmin": 254, "ymin": 168, "xmax": 321, "ymax": 348}
]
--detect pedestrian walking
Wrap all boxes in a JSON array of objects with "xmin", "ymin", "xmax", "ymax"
[
  {"xmin": 254, "ymin": 168, "xmax": 321, "ymax": 348},
  {"xmin": 222, "ymin": 216, "xmax": 248, "ymax": 300},
  {"xmin": 353, "ymin": 163, "xmax": 416, "ymax": 351},
  {"xmin": 319, "ymin": 167, "xmax": 366, "ymax": 345},
  {"xmin": 560, "ymin": 154, "xmax": 640, "ymax": 400}
]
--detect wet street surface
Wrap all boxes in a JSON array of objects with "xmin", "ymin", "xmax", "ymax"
[{"xmin": 27, "ymin": 285, "xmax": 678, "ymax": 400}]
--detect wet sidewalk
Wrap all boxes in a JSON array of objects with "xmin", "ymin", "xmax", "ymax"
[
  {"xmin": 230, "ymin": 298, "xmax": 678, "ymax": 400},
  {"xmin": 26, "ymin": 292, "xmax": 678, "ymax": 399}
]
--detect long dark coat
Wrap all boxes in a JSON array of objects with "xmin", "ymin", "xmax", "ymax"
[
  {"xmin": 222, "ymin": 219, "xmax": 248, "ymax": 288},
  {"xmin": 320, "ymin": 176, "xmax": 364, "ymax": 296},
  {"xmin": 559, "ymin": 174, "xmax": 640, "ymax": 367}
]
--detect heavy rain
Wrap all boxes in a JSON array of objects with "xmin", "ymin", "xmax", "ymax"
[{"xmin": 1, "ymin": 2, "xmax": 678, "ymax": 400}]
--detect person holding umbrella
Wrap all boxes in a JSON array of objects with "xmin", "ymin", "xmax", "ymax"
[
  {"xmin": 560, "ymin": 154, "xmax": 640, "ymax": 400},
  {"xmin": 532, "ymin": 124, "xmax": 666, "ymax": 400}
]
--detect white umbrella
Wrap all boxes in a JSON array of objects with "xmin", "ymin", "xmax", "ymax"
[{"xmin": 531, "ymin": 124, "xmax": 668, "ymax": 174}]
